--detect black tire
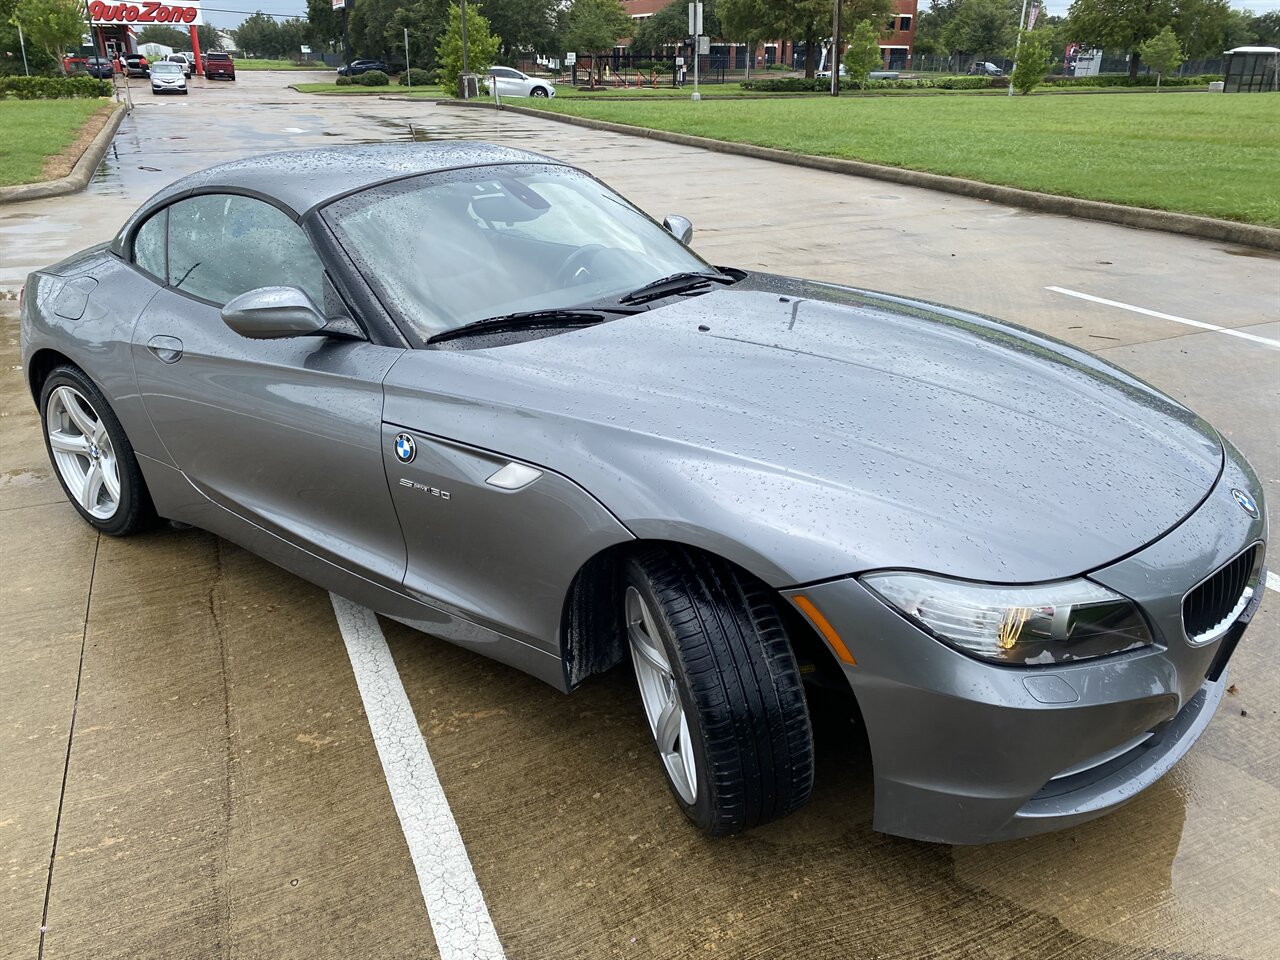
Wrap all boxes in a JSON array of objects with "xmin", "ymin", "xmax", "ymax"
[
  {"xmin": 531, "ymin": 86, "xmax": 549, "ymax": 97},
  {"xmin": 39, "ymin": 365, "xmax": 156, "ymax": 537},
  {"xmin": 623, "ymin": 547, "xmax": 814, "ymax": 836}
]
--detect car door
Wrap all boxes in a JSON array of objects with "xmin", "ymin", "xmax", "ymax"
[
  {"xmin": 491, "ymin": 67, "xmax": 521, "ymax": 96},
  {"xmin": 129, "ymin": 192, "xmax": 409, "ymax": 591}
]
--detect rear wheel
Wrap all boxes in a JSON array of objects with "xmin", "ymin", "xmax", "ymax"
[
  {"xmin": 40, "ymin": 366, "xmax": 155, "ymax": 536},
  {"xmin": 623, "ymin": 548, "xmax": 814, "ymax": 836}
]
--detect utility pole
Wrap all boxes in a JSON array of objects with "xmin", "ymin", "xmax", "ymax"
[
  {"xmin": 340, "ymin": 0, "xmax": 352, "ymax": 76},
  {"xmin": 404, "ymin": 26, "xmax": 411, "ymax": 90},
  {"xmin": 830, "ymin": 0, "xmax": 841, "ymax": 96}
]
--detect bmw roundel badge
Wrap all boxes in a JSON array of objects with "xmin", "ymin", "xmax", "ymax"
[
  {"xmin": 394, "ymin": 433, "xmax": 416, "ymax": 464},
  {"xmin": 1231, "ymin": 488, "xmax": 1258, "ymax": 518}
]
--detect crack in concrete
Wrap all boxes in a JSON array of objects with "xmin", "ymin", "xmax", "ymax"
[{"xmin": 36, "ymin": 531, "xmax": 100, "ymax": 960}]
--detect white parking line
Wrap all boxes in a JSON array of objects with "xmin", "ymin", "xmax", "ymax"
[
  {"xmin": 1268, "ymin": 571, "xmax": 1280, "ymax": 595},
  {"xmin": 1046, "ymin": 287, "xmax": 1280, "ymax": 350},
  {"xmin": 330, "ymin": 594, "xmax": 505, "ymax": 960}
]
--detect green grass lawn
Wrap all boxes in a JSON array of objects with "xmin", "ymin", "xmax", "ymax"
[
  {"xmin": 527, "ymin": 92, "xmax": 1280, "ymax": 226},
  {"xmin": 0, "ymin": 99, "xmax": 110, "ymax": 187},
  {"xmin": 237, "ymin": 59, "xmax": 327, "ymax": 71}
]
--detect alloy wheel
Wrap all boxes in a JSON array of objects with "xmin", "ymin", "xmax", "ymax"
[
  {"xmin": 625, "ymin": 585, "xmax": 698, "ymax": 804},
  {"xmin": 45, "ymin": 385, "xmax": 121, "ymax": 520}
]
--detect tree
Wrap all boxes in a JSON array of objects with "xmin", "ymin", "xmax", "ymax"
[
  {"xmin": 1010, "ymin": 27, "xmax": 1052, "ymax": 92},
  {"xmin": 1138, "ymin": 23, "xmax": 1183, "ymax": 87},
  {"xmin": 236, "ymin": 11, "xmax": 282, "ymax": 58},
  {"xmin": 563, "ymin": 0, "xmax": 630, "ymax": 84},
  {"xmin": 842, "ymin": 19, "xmax": 882, "ymax": 82},
  {"xmin": 436, "ymin": 0, "xmax": 500, "ymax": 92},
  {"xmin": 1251, "ymin": 11, "xmax": 1280, "ymax": 46},
  {"xmin": 1068, "ymin": 0, "xmax": 1174, "ymax": 78},
  {"xmin": 197, "ymin": 22, "xmax": 223, "ymax": 52},
  {"xmin": 632, "ymin": 0, "xmax": 722, "ymax": 54},
  {"xmin": 720, "ymin": 0, "xmax": 891, "ymax": 77},
  {"xmin": 138, "ymin": 25, "xmax": 191, "ymax": 49},
  {"xmin": 944, "ymin": 0, "xmax": 1016, "ymax": 64},
  {"xmin": 11, "ymin": 0, "xmax": 84, "ymax": 75},
  {"xmin": 479, "ymin": 0, "xmax": 561, "ymax": 62},
  {"xmin": 306, "ymin": 0, "xmax": 343, "ymax": 50}
]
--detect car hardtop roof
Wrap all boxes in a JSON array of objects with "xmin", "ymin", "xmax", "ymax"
[{"xmin": 110, "ymin": 142, "xmax": 567, "ymax": 256}]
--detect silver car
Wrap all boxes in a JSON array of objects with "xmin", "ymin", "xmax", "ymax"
[
  {"xmin": 149, "ymin": 61, "xmax": 188, "ymax": 95},
  {"xmin": 20, "ymin": 144, "xmax": 1268, "ymax": 844},
  {"xmin": 486, "ymin": 66, "xmax": 555, "ymax": 97}
]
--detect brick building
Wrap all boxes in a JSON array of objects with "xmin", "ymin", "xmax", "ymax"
[{"xmin": 621, "ymin": 0, "xmax": 918, "ymax": 71}]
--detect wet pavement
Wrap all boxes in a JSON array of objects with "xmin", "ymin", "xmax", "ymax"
[{"xmin": 1, "ymin": 71, "xmax": 1278, "ymax": 960}]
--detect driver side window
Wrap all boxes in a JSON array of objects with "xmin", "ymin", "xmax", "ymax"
[{"xmin": 165, "ymin": 194, "xmax": 327, "ymax": 307}]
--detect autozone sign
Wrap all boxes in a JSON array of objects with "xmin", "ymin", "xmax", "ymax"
[{"xmin": 89, "ymin": 1, "xmax": 204, "ymax": 25}]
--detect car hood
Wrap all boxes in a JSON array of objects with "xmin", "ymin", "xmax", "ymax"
[{"xmin": 383, "ymin": 278, "xmax": 1223, "ymax": 586}]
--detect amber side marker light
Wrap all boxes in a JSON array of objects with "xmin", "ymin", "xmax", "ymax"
[{"xmin": 792, "ymin": 595, "xmax": 857, "ymax": 666}]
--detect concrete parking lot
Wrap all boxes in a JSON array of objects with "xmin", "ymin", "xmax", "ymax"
[{"xmin": 2, "ymin": 71, "xmax": 1278, "ymax": 960}]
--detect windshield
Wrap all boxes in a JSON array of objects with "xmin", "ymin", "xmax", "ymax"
[
  {"xmin": 323, "ymin": 163, "xmax": 710, "ymax": 340},
  {"xmin": 153, "ymin": 63, "xmax": 182, "ymax": 74}
]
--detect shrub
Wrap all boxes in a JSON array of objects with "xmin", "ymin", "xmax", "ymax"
[
  {"xmin": 334, "ymin": 75, "xmax": 353, "ymax": 86},
  {"xmin": 934, "ymin": 76, "xmax": 991, "ymax": 89},
  {"xmin": 356, "ymin": 69, "xmax": 389, "ymax": 86},
  {"xmin": 397, "ymin": 68, "xmax": 434, "ymax": 86},
  {"xmin": 1042, "ymin": 73, "xmax": 1219, "ymax": 88},
  {"xmin": 740, "ymin": 76, "xmax": 827, "ymax": 92},
  {"xmin": 0, "ymin": 75, "xmax": 111, "ymax": 99}
]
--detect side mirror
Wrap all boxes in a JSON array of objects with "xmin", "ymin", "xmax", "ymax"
[
  {"xmin": 663, "ymin": 215, "xmax": 694, "ymax": 245},
  {"xmin": 221, "ymin": 286, "xmax": 328, "ymax": 339}
]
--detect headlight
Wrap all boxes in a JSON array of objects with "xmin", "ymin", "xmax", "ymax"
[{"xmin": 860, "ymin": 572, "xmax": 1153, "ymax": 665}]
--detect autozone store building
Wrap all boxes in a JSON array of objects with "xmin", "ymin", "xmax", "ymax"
[{"xmin": 85, "ymin": 0, "xmax": 206, "ymax": 71}]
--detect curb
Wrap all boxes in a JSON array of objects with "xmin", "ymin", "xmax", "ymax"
[
  {"xmin": 0, "ymin": 101, "xmax": 128, "ymax": 206},
  {"xmin": 445, "ymin": 100, "xmax": 1280, "ymax": 253}
]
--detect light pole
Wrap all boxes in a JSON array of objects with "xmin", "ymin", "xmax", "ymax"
[{"xmin": 16, "ymin": 22, "xmax": 30, "ymax": 76}]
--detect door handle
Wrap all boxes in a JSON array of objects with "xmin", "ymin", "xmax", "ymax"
[{"xmin": 146, "ymin": 335, "xmax": 184, "ymax": 363}]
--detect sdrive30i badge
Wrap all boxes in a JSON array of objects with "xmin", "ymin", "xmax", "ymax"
[{"xmin": 393, "ymin": 433, "xmax": 416, "ymax": 464}]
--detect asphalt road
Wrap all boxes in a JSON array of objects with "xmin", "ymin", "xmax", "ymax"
[{"xmin": 1, "ymin": 71, "xmax": 1278, "ymax": 960}]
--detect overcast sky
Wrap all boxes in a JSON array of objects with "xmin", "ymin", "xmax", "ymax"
[{"xmin": 208, "ymin": 0, "xmax": 1280, "ymax": 32}]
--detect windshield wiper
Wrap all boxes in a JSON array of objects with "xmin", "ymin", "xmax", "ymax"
[
  {"xmin": 427, "ymin": 309, "xmax": 610, "ymax": 345},
  {"xmin": 619, "ymin": 271, "xmax": 737, "ymax": 305}
]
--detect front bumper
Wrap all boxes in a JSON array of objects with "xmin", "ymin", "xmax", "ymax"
[{"xmin": 785, "ymin": 443, "xmax": 1267, "ymax": 844}]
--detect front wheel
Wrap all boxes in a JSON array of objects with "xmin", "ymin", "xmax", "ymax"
[
  {"xmin": 531, "ymin": 86, "xmax": 549, "ymax": 97},
  {"xmin": 40, "ymin": 366, "xmax": 155, "ymax": 536},
  {"xmin": 623, "ymin": 548, "xmax": 814, "ymax": 836}
]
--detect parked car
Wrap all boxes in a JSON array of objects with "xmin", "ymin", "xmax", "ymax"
[
  {"xmin": 969, "ymin": 60, "xmax": 1004, "ymax": 76},
  {"xmin": 485, "ymin": 66, "xmax": 555, "ymax": 97},
  {"xmin": 204, "ymin": 52, "xmax": 235, "ymax": 80},
  {"xmin": 338, "ymin": 59, "xmax": 390, "ymax": 77},
  {"xmin": 80, "ymin": 56, "xmax": 115, "ymax": 79},
  {"xmin": 122, "ymin": 53, "xmax": 149, "ymax": 78},
  {"xmin": 164, "ymin": 53, "xmax": 193, "ymax": 77},
  {"xmin": 150, "ymin": 61, "xmax": 189, "ymax": 95},
  {"xmin": 20, "ymin": 143, "xmax": 1267, "ymax": 846}
]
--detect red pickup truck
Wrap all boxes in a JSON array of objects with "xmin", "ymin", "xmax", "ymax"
[{"xmin": 203, "ymin": 52, "xmax": 236, "ymax": 81}]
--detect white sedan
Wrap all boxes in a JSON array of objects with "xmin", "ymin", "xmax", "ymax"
[
  {"xmin": 485, "ymin": 66, "xmax": 555, "ymax": 98},
  {"xmin": 150, "ymin": 61, "xmax": 189, "ymax": 95}
]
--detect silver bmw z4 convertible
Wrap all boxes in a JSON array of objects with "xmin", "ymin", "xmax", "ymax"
[{"xmin": 21, "ymin": 144, "xmax": 1268, "ymax": 844}]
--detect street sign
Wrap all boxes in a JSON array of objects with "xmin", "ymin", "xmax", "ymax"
[
  {"xmin": 300, "ymin": 45, "xmax": 311, "ymax": 54},
  {"xmin": 687, "ymin": 2, "xmax": 702, "ymax": 37},
  {"xmin": 565, "ymin": 52, "xmax": 576, "ymax": 64},
  {"xmin": 698, "ymin": 36, "xmax": 710, "ymax": 55},
  {"xmin": 675, "ymin": 56, "xmax": 685, "ymax": 66}
]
